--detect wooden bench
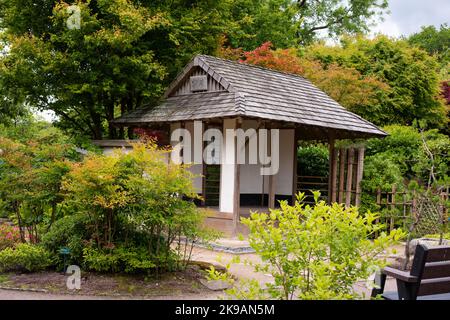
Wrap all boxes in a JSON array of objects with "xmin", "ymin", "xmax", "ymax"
[{"xmin": 371, "ymin": 244, "xmax": 450, "ymax": 300}]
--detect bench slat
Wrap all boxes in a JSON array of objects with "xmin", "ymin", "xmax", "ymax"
[
  {"xmin": 418, "ymin": 277, "xmax": 450, "ymax": 296},
  {"xmin": 425, "ymin": 247, "xmax": 450, "ymax": 262},
  {"xmin": 422, "ymin": 261, "xmax": 450, "ymax": 279}
]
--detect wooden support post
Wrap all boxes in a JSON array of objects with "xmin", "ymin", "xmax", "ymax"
[
  {"xmin": 354, "ymin": 147, "xmax": 365, "ymax": 207},
  {"xmin": 233, "ymin": 120, "xmax": 241, "ymax": 233},
  {"xmin": 390, "ymin": 185, "xmax": 396, "ymax": 232},
  {"xmin": 201, "ymin": 122, "xmax": 207, "ymax": 206},
  {"xmin": 292, "ymin": 129, "xmax": 299, "ymax": 204},
  {"xmin": 327, "ymin": 137, "xmax": 336, "ymax": 204},
  {"xmin": 345, "ymin": 148, "xmax": 354, "ymax": 208},
  {"xmin": 338, "ymin": 148, "xmax": 346, "ymax": 204}
]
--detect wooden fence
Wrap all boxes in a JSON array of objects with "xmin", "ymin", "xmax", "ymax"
[{"xmin": 375, "ymin": 186, "xmax": 449, "ymax": 235}]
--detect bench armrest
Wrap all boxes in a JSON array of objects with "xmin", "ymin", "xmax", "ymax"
[{"xmin": 382, "ymin": 266, "xmax": 419, "ymax": 283}]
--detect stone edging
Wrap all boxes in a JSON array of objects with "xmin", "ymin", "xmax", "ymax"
[{"xmin": 193, "ymin": 241, "xmax": 255, "ymax": 254}]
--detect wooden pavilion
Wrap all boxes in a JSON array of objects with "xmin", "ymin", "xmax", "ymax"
[{"xmin": 111, "ymin": 55, "xmax": 386, "ymax": 231}]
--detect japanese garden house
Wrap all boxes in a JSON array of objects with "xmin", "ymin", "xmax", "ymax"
[{"xmin": 111, "ymin": 55, "xmax": 386, "ymax": 227}]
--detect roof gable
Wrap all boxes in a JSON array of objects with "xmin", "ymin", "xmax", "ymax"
[{"xmin": 164, "ymin": 56, "xmax": 235, "ymax": 98}]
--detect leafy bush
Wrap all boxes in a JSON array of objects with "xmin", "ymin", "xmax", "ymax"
[
  {"xmin": 297, "ymin": 144, "xmax": 329, "ymax": 177},
  {"xmin": 0, "ymin": 243, "xmax": 52, "ymax": 272},
  {"xmin": 366, "ymin": 125, "xmax": 450, "ymax": 185},
  {"xmin": 40, "ymin": 214, "xmax": 91, "ymax": 268},
  {"xmin": 235, "ymin": 193, "xmax": 405, "ymax": 300},
  {"xmin": 61, "ymin": 141, "xmax": 217, "ymax": 273},
  {"xmin": 362, "ymin": 154, "xmax": 404, "ymax": 192},
  {"xmin": 366, "ymin": 125, "xmax": 422, "ymax": 178},
  {"xmin": 0, "ymin": 224, "xmax": 21, "ymax": 250},
  {"xmin": 82, "ymin": 246, "xmax": 162, "ymax": 274}
]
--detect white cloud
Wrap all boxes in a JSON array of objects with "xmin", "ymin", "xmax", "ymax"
[{"xmin": 371, "ymin": 0, "xmax": 450, "ymax": 37}]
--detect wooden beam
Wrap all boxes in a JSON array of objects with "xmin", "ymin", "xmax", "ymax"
[
  {"xmin": 354, "ymin": 147, "xmax": 365, "ymax": 207},
  {"xmin": 233, "ymin": 120, "xmax": 241, "ymax": 233},
  {"xmin": 345, "ymin": 148, "xmax": 354, "ymax": 208},
  {"xmin": 338, "ymin": 148, "xmax": 346, "ymax": 204},
  {"xmin": 328, "ymin": 137, "xmax": 337, "ymax": 204},
  {"xmin": 201, "ymin": 122, "xmax": 207, "ymax": 206},
  {"xmin": 292, "ymin": 129, "xmax": 299, "ymax": 204}
]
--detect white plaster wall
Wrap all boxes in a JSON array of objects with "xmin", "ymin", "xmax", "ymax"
[
  {"xmin": 239, "ymin": 120, "xmax": 294, "ymax": 196},
  {"xmin": 274, "ymin": 129, "xmax": 295, "ymax": 195}
]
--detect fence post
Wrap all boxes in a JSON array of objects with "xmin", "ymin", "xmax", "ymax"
[
  {"xmin": 440, "ymin": 191, "xmax": 448, "ymax": 245},
  {"xmin": 345, "ymin": 148, "xmax": 354, "ymax": 208},
  {"xmin": 355, "ymin": 147, "xmax": 365, "ymax": 207},
  {"xmin": 338, "ymin": 148, "xmax": 346, "ymax": 204},
  {"xmin": 390, "ymin": 185, "xmax": 396, "ymax": 232}
]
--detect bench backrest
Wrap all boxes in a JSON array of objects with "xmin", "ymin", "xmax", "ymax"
[{"xmin": 411, "ymin": 244, "xmax": 450, "ymax": 298}]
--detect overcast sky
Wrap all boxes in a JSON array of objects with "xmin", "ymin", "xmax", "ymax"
[{"xmin": 371, "ymin": 0, "xmax": 450, "ymax": 37}]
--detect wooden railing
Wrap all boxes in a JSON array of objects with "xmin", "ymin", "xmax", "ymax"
[{"xmin": 296, "ymin": 175, "xmax": 329, "ymax": 204}]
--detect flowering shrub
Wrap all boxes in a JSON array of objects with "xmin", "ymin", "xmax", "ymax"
[{"xmin": 0, "ymin": 224, "xmax": 21, "ymax": 250}]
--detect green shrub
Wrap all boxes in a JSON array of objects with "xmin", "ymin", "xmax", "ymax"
[
  {"xmin": 297, "ymin": 144, "xmax": 329, "ymax": 177},
  {"xmin": 82, "ymin": 245, "xmax": 164, "ymax": 274},
  {"xmin": 60, "ymin": 141, "xmax": 217, "ymax": 273},
  {"xmin": 233, "ymin": 193, "xmax": 405, "ymax": 300},
  {"xmin": 41, "ymin": 214, "xmax": 91, "ymax": 268},
  {"xmin": 0, "ymin": 243, "xmax": 52, "ymax": 272}
]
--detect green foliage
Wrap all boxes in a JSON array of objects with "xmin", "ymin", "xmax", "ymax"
[
  {"xmin": 0, "ymin": 0, "xmax": 221, "ymax": 139},
  {"xmin": 366, "ymin": 125, "xmax": 422, "ymax": 178},
  {"xmin": 223, "ymin": 0, "xmax": 388, "ymax": 49},
  {"xmin": 0, "ymin": 243, "xmax": 52, "ymax": 272},
  {"xmin": 365, "ymin": 125, "xmax": 450, "ymax": 186},
  {"xmin": 297, "ymin": 144, "xmax": 329, "ymax": 177},
  {"xmin": 362, "ymin": 154, "xmax": 404, "ymax": 192},
  {"xmin": 238, "ymin": 193, "xmax": 405, "ymax": 300},
  {"xmin": 306, "ymin": 36, "xmax": 447, "ymax": 128},
  {"xmin": 82, "ymin": 246, "xmax": 158, "ymax": 274},
  {"xmin": 408, "ymin": 24, "xmax": 450, "ymax": 80},
  {"xmin": 0, "ymin": 0, "xmax": 391, "ymax": 139},
  {"xmin": 40, "ymin": 214, "xmax": 91, "ymax": 267},
  {"xmin": 204, "ymin": 265, "xmax": 234, "ymax": 284},
  {"xmin": 0, "ymin": 121, "xmax": 80, "ymax": 242},
  {"xmin": 1, "ymin": 130, "xmax": 215, "ymax": 275},
  {"xmin": 60, "ymin": 141, "xmax": 216, "ymax": 272}
]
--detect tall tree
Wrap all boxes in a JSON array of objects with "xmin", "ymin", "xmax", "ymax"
[
  {"xmin": 306, "ymin": 36, "xmax": 447, "ymax": 128},
  {"xmin": 0, "ymin": 0, "xmax": 227, "ymax": 139},
  {"xmin": 408, "ymin": 24, "xmax": 450, "ymax": 80},
  {"xmin": 222, "ymin": 0, "xmax": 389, "ymax": 49}
]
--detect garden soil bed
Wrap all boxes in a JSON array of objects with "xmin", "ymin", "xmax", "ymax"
[{"xmin": 0, "ymin": 266, "xmax": 217, "ymax": 298}]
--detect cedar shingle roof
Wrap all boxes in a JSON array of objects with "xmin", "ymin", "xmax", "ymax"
[{"xmin": 113, "ymin": 55, "xmax": 386, "ymax": 137}]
